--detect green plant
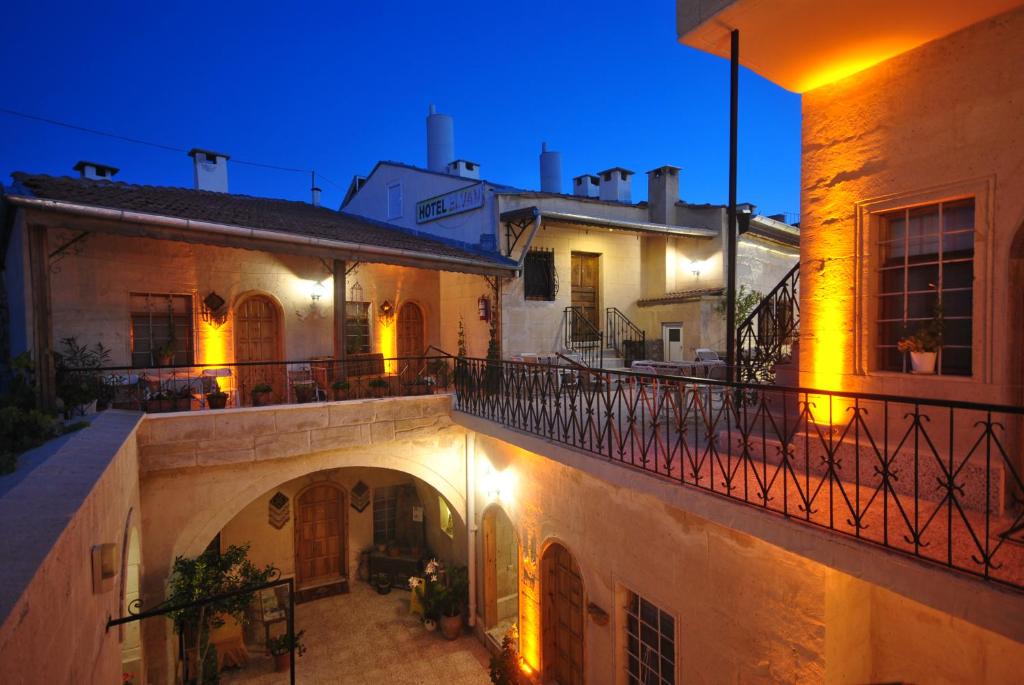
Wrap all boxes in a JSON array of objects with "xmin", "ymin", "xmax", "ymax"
[
  {"xmin": 55, "ymin": 337, "xmax": 111, "ymax": 417},
  {"xmin": 898, "ymin": 305, "xmax": 944, "ymax": 353},
  {"xmin": 155, "ymin": 339, "xmax": 177, "ymax": 362},
  {"xmin": 436, "ymin": 565, "xmax": 469, "ymax": 617},
  {"xmin": 368, "ymin": 378, "xmax": 389, "ymax": 389},
  {"xmin": 266, "ymin": 629, "xmax": 307, "ymax": 657},
  {"xmin": 252, "ymin": 383, "xmax": 273, "ymax": 394},
  {"xmin": 0, "ymin": 405, "xmax": 63, "ymax": 474},
  {"xmin": 331, "ymin": 379, "xmax": 350, "ymax": 391},
  {"xmin": 166, "ymin": 544, "xmax": 275, "ymax": 685},
  {"xmin": 716, "ymin": 285, "xmax": 764, "ymax": 324},
  {"xmin": 489, "ymin": 626, "xmax": 521, "ymax": 685}
]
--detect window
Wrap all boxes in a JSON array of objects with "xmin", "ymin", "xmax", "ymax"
[
  {"xmin": 387, "ymin": 183, "xmax": 402, "ymax": 219},
  {"xmin": 876, "ymin": 199, "xmax": 974, "ymax": 375},
  {"xmin": 625, "ymin": 590, "xmax": 675, "ymax": 685},
  {"xmin": 130, "ymin": 293, "xmax": 194, "ymax": 367},
  {"xmin": 438, "ymin": 496, "xmax": 454, "ymax": 538},
  {"xmin": 373, "ymin": 486, "xmax": 398, "ymax": 544},
  {"xmin": 345, "ymin": 301, "xmax": 371, "ymax": 354},
  {"xmin": 524, "ymin": 248, "xmax": 557, "ymax": 301}
]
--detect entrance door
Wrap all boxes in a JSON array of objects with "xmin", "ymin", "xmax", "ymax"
[
  {"xmin": 234, "ymin": 295, "xmax": 282, "ymax": 405},
  {"xmin": 571, "ymin": 252, "xmax": 600, "ymax": 340},
  {"xmin": 397, "ymin": 302, "xmax": 425, "ymax": 378},
  {"xmin": 542, "ymin": 543, "xmax": 584, "ymax": 685},
  {"xmin": 483, "ymin": 507, "xmax": 519, "ymax": 639},
  {"xmin": 662, "ymin": 323, "xmax": 684, "ymax": 362},
  {"xmin": 294, "ymin": 484, "xmax": 346, "ymax": 589}
]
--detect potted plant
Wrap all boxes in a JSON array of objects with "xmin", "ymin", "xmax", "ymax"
[
  {"xmin": 206, "ymin": 389, "xmax": 229, "ymax": 410},
  {"xmin": 331, "ymin": 379, "xmax": 351, "ymax": 401},
  {"xmin": 412, "ymin": 559, "xmax": 442, "ymax": 631},
  {"xmin": 294, "ymin": 382, "xmax": 317, "ymax": 404},
  {"xmin": 437, "ymin": 565, "xmax": 469, "ymax": 640},
  {"xmin": 252, "ymin": 383, "xmax": 273, "ymax": 406},
  {"xmin": 897, "ymin": 307, "xmax": 944, "ymax": 374},
  {"xmin": 54, "ymin": 337, "xmax": 112, "ymax": 418},
  {"xmin": 368, "ymin": 377, "xmax": 389, "ymax": 398},
  {"xmin": 266, "ymin": 629, "xmax": 306, "ymax": 673},
  {"xmin": 374, "ymin": 572, "xmax": 392, "ymax": 594},
  {"xmin": 404, "ymin": 378, "xmax": 431, "ymax": 396},
  {"xmin": 146, "ymin": 385, "xmax": 192, "ymax": 413},
  {"xmin": 489, "ymin": 625, "xmax": 521, "ymax": 685},
  {"xmin": 155, "ymin": 339, "xmax": 177, "ymax": 367}
]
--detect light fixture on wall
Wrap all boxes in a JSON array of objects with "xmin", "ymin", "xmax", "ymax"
[
  {"xmin": 477, "ymin": 295, "xmax": 491, "ymax": 322},
  {"xmin": 296, "ymin": 281, "xmax": 328, "ymax": 321},
  {"xmin": 378, "ymin": 299, "xmax": 395, "ymax": 325},
  {"xmin": 201, "ymin": 291, "xmax": 229, "ymax": 328},
  {"xmin": 349, "ymin": 281, "xmax": 363, "ymax": 303},
  {"xmin": 309, "ymin": 280, "xmax": 326, "ymax": 301},
  {"xmin": 690, "ymin": 260, "xmax": 702, "ymax": 278}
]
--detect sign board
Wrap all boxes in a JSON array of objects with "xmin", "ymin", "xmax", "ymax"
[{"xmin": 416, "ymin": 184, "xmax": 484, "ymax": 224}]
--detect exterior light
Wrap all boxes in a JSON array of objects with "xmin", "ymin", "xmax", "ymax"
[
  {"xmin": 201, "ymin": 291, "xmax": 229, "ymax": 328},
  {"xmin": 691, "ymin": 261, "xmax": 702, "ymax": 278},
  {"xmin": 379, "ymin": 299, "xmax": 395, "ymax": 325},
  {"xmin": 310, "ymin": 280, "xmax": 326, "ymax": 302},
  {"xmin": 478, "ymin": 295, "xmax": 491, "ymax": 321}
]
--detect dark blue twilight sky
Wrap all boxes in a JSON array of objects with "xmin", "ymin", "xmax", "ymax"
[{"xmin": 0, "ymin": 1, "xmax": 800, "ymax": 216}]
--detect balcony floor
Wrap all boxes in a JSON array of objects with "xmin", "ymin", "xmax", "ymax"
[{"xmin": 221, "ymin": 584, "xmax": 490, "ymax": 684}]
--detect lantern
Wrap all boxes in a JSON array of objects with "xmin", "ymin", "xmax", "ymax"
[{"xmin": 478, "ymin": 295, "xmax": 491, "ymax": 321}]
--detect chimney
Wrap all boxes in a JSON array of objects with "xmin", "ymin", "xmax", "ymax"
[
  {"xmin": 646, "ymin": 165, "xmax": 680, "ymax": 224},
  {"xmin": 598, "ymin": 167, "xmax": 634, "ymax": 203},
  {"xmin": 73, "ymin": 161, "xmax": 119, "ymax": 181},
  {"xmin": 539, "ymin": 142, "xmax": 562, "ymax": 193},
  {"xmin": 188, "ymin": 148, "xmax": 229, "ymax": 193},
  {"xmin": 311, "ymin": 186, "xmax": 322, "ymax": 207},
  {"xmin": 573, "ymin": 174, "xmax": 599, "ymax": 198},
  {"xmin": 447, "ymin": 159, "xmax": 480, "ymax": 179},
  {"xmin": 426, "ymin": 104, "xmax": 455, "ymax": 172}
]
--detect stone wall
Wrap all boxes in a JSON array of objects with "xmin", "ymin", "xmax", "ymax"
[{"xmin": 800, "ymin": 6, "xmax": 1024, "ymax": 403}]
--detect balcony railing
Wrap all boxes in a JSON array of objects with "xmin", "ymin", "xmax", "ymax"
[
  {"xmin": 66, "ymin": 355, "xmax": 455, "ymax": 413},
  {"xmin": 454, "ymin": 357, "xmax": 1024, "ymax": 591}
]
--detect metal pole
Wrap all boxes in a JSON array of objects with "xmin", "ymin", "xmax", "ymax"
[
  {"xmin": 288, "ymin": 577, "xmax": 296, "ymax": 685},
  {"xmin": 726, "ymin": 28, "xmax": 740, "ymax": 382}
]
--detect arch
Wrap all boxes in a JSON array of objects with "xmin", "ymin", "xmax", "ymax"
[
  {"xmin": 119, "ymin": 512, "xmax": 143, "ymax": 677},
  {"xmin": 540, "ymin": 539, "xmax": 585, "ymax": 685},
  {"xmin": 293, "ymin": 481, "xmax": 347, "ymax": 589},
  {"xmin": 233, "ymin": 291, "xmax": 285, "ymax": 405},
  {"xmin": 1006, "ymin": 216, "xmax": 1024, "ymax": 483},
  {"xmin": 481, "ymin": 503, "xmax": 520, "ymax": 645}
]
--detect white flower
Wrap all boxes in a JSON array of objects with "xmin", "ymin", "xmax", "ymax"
[{"xmin": 408, "ymin": 577, "xmax": 423, "ymax": 590}]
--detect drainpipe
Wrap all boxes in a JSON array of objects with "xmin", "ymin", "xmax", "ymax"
[{"xmin": 466, "ymin": 431, "xmax": 478, "ymax": 627}]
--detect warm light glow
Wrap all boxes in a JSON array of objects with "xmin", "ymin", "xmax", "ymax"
[
  {"xmin": 808, "ymin": 259, "xmax": 852, "ymax": 424},
  {"xmin": 519, "ymin": 593, "xmax": 541, "ymax": 673},
  {"xmin": 481, "ymin": 464, "xmax": 517, "ymax": 503},
  {"xmin": 378, "ymin": 318, "xmax": 397, "ymax": 373},
  {"xmin": 200, "ymin": 321, "xmax": 230, "ymax": 366}
]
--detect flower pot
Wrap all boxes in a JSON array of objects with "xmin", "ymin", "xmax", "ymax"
[
  {"xmin": 157, "ymin": 354, "xmax": 174, "ymax": 367},
  {"xmin": 206, "ymin": 393, "xmax": 228, "ymax": 409},
  {"xmin": 273, "ymin": 652, "xmax": 291, "ymax": 673},
  {"xmin": 423, "ymin": 618, "xmax": 438, "ymax": 632},
  {"xmin": 440, "ymin": 613, "xmax": 462, "ymax": 640},
  {"xmin": 332, "ymin": 388, "xmax": 349, "ymax": 401},
  {"xmin": 910, "ymin": 351, "xmax": 937, "ymax": 374},
  {"xmin": 253, "ymin": 391, "xmax": 273, "ymax": 407}
]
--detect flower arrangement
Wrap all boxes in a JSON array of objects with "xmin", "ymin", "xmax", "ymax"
[{"xmin": 897, "ymin": 306, "xmax": 944, "ymax": 353}]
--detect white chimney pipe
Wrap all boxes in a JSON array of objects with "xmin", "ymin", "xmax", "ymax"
[
  {"xmin": 598, "ymin": 167, "xmax": 634, "ymax": 203},
  {"xmin": 573, "ymin": 174, "xmax": 600, "ymax": 198},
  {"xmin": 73, "ymin": 161, "xmax": 119, "ymax": 181},
  {"xmin": 426, "ymin": 104, "xmax": 455, "ymax": 172},
  {"xmin": 539, "ymin": 142, "xmax": 562, "ymax": 193},
  {"xmin": 188, "ymin": 148, "xmax": 229, "ymax": 193},
  {"xmin": 311, "ymin": 186, "xmax": 322, "ymax": 207}
]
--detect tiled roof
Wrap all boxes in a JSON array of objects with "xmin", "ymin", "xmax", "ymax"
[
  {"xmin": 637, "ymin": 287, "xmax": 724, "ymax": 307},
  {"xmin": 6, "ymin": 173, "xmax": 516, "ymax": 270}
]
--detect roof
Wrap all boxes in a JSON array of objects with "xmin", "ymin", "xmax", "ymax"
[
  {"xmin": 5, "ymin": 173, "xmax": 517, "ymax": 274},
  {"xmin": 500, "ymin": 205, "xmax": 717, "ymax": 238},
  {"xmin": 637, "ymin": 287, "xmax": 724, "ymax": 307}
]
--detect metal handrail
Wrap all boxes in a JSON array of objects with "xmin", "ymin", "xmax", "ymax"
[
  {"xmin": 737, "ymin": 263, "xmax": 800, "ymax": 384},
  {"xmin": 454, "ymin": 355, "xmax": 1024, "ymax": 591},
  {"xmin": 606, "ymin": 307, "xmax": 645, "ymax": 363},
  {"xmin": 563, "ymin": 306, "xmax": 604, "ymax": 369}
]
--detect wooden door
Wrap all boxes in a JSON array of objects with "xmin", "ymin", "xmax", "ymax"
[
  {"xmin": 571, "ymin": 253, "xmax": 600, "ymax": 341},
  {"xmin": 397, "ymin": 302, "xmax": 425, "ymax": 379},
  {"xmin": 234, "ymin": 295, "xmax": 282, "ymax": 405},
  {"xmin": 543, "ymin": 543, "xmax": 584, "ymax": 685},
  {"xmin": 483, "ymin": 512, "xmax": 498, "ymax": 629},
  {"xmin": 294, "ymin": 484, "xmax": 345, "ymax": 589}
]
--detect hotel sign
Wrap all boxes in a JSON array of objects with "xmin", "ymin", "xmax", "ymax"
[{"xmin": 416, "ymin": 184, "xmax": 484, "ymax": 224}]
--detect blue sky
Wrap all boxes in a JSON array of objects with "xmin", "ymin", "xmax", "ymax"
[{"xmin": 0, "ymin": 1, "xmax": 801, "ymax": 216}]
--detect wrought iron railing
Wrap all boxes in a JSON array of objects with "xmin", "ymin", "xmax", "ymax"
[
  {"xmin": 737, "ymin": 263, "xmax": 799, "ymax": 384},
  {"xmin": 563, "ymin": 306, "xmax": 604, "ymax": 369},
  {"xmin": 455, "ymin": 357, "xmax": 1024, "ymax": 591},
  {"xmin": 67, "ymin": 355, "xmax": 454, "ymax": 414},
  {"xmin": 606, "ymin": 307, "xmax": 645, "ymax": 367}
]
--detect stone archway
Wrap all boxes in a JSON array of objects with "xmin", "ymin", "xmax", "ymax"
[{"xmin": 541, "ymin": 541, "xmax": 585, "ymax": 685}]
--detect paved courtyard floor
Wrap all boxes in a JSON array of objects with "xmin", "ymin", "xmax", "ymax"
[{"xmin": 221, "ymin": 584, "xmax": 491, "ymax": 684}]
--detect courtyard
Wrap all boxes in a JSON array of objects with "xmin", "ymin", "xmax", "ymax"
[{"xmin": 221, "ymin": 583, "xmax": 491, "ymax": 684}]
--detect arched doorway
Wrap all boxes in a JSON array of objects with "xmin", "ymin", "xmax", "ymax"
[
  {"xmin": 541, "ymin": 542, "xmax": 584, "ymax": 685},
  {"xmin": 482, "ymin": 506, "xmax": 519, "ymax": 645},
  {"xmin": 234, "ymin": 294, "xmax": 283, "ymax": 405},
  {"xmin": 397, "ymin": 302, "xmax": 425, "ymax": 379},
  {"xmin": 120, "ymin": 523, "xmax": 143, "ymax": 679},
  {"xmin": 294, "ymin": 483, "xmax": 347, "ymax": 591}
]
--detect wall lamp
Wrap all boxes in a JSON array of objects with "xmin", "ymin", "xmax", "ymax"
[
  {"xmin": 378, "ymin": 299, "xmax": 395, "ymax": 325},
  {"xmin": 478, "ymin": 295, "xmax": 491, "ymax": 322},
  {"xmin": 201, "ymin": 291, "xmax": 229, "ymax": 328}
]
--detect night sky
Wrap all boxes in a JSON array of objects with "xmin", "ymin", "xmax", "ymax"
[{"xmin": 0, "ymin": 1, "xmax": 800, "ymax": 217}]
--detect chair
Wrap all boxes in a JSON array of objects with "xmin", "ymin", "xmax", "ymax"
[{"xmin": 287, "ymin": 364, "xmax": 325, "ymax": 403}]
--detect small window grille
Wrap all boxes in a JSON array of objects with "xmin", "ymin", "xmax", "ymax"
[
  {"xmin": 524, "ymin": 248, "xmax": 557, "ymax": 301},
  {"xmin": 373, "ymin": 486, "xmax": 398, "ymax": 544},
  {"xmin": 625, "ymin": 590, "xmax": 676, "ymax": 685}
]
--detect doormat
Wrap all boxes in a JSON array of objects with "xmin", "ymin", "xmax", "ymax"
[{"xmin": 295, "ymin": 580, "xmax": 349, "ymax": 605}]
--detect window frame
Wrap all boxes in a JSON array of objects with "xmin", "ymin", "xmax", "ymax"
[
  {"xmin": 386, "ymin": 182, "xmax": 403, "ymax": 220},
  {"xmin": 344, "ymin": 301, "xmax": 372, "ymax": 354},
  {"xmin": 874, "ymin": 198, "xmax": 975, "ymax": 376},
  {"xmin": 622, "ymin": 588, "xmax": 677, "ymax": 685},
  {"xmin": 523, "ymin": 247, "xmax": 557, "ymax": 301},
  {"xmin": 372, "ymin": 485, "xmax": 398, "ymax": 545},
  {"xmin": 129, "ymin": 292, "xmax": 196, "ymax": 368},
  {"xmin": 855, "ymin": 178, "xmax": 991, "ymax": 383}
]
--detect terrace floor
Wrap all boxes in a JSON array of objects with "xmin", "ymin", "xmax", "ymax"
[{"xmin": 221, "ymin": 584, "xmax": 491, "ymax": 684}]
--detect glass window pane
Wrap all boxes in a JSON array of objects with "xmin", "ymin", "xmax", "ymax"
[
  {"xmin": 660, "ymin": 613, "xmax": 674, "ymax": 639},
  {"xmin": 907, "ymin": 205, "xmax": 940, "ymax": 237},
  {"xmin": 877, "ymin": 346, "xmax": 903, "ymax": 372},
  {"xmin": 943, "ymin": 199, "xmax": 975, "ymax": 231},
  {"xmin": 907, "ymin": 293, "xmax": 939, "ymax": 319},
  {"xmin": 882, "ymin": 212, "xmax": 905, "ymax": 244},
  {"xmin": 941, "ymin": 290, "xmax": 972, "ymax": 318},
  {"xmin": 943, "ymin": 318, "xmax": 972, "ymax": 347},
  {"xmin": 878, "ymin": 294, "xmax": 903, "ymax": 320},
  {"xmin": 906, "ymin": 264, "xmax": 938, "ymax": 292},
  {"xmin": 942, "ymin": 230, "xmax": 974, "ymax": 256},
  {"xmin": 943, "ymin": 261, "xmax": 973, "ymax": 289},
  {"xmin": 640, "ymin": 599, "xmax": 658, "ymax": 627},
  {"xmin": 880, "ymin": 268, "xmax": 905, "ymax": 295},
  {"xmin": 941, "ymin": 347, "xmax": 972, "ymax": 376}
]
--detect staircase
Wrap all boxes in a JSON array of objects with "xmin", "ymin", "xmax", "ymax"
[
  {"xmin": 561, "ymin": 307, "xmax": 643, "ymax": 370},
  {"xmin": 736, "ymin": 263, "xmax": 800, "ymax": 384}
]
